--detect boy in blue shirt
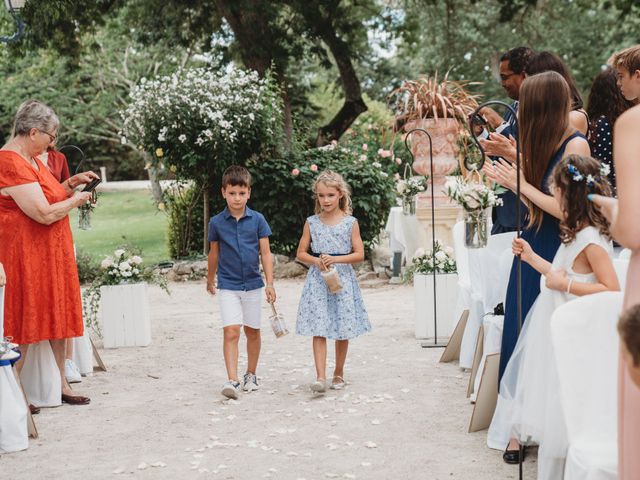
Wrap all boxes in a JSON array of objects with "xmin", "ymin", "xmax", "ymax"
[{"xmin": 206, "ymin": 165, "xmax": 276, "ymax": 399}]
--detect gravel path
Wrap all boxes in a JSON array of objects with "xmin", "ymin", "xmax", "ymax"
[{"xmin": 0, "ymin": 279, "xmax": 536, "ymax": 479}]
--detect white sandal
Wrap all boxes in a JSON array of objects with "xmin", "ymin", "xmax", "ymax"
[
  {"xmin": 330, "ymin": 376, "xmax": 346, "ymax": 390},
  {"xmin": 310, "ymin": 378, "xmax": 327, "ymax": 393}
]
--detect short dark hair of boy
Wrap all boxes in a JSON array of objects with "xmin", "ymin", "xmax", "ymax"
[
  {"xmin": 222, "ymin": 165, "xmax": 252, "ymax": 189},
  {"xmin": 610, "ymin": 45, "xmax": 640, "ymax": 75},
  {"xmin": 619, "ymin": 304, "xmax": 640, "ymax": 367},
  {"xmin": 500, "ymin": 47, "xmax": 534, "ymax": 74}
]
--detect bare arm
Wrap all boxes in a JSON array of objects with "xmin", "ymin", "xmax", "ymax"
[
  {"xmin": 206, "ymin": 241, "xmax": 219, "ymax": 295},
  {"xmin": 259, "ymin": 236, "xmax": 276, "ymax": 303},
  {"xmin": 60, "ymin": 171, "xmax": 100, "ymax": 195},
  {"xmin": 611, "ymin": 106, "xmax": 640, "ymax": 249},
  {"xmin": 2, "ymin": 182, "xmax": 91, "ymax": 225},
  {"xmin": 0, "ymin": 263, "xmax": 5, "ymax": 287},
  {"xmin": 520, "ymin": 136, "xmax": 591, "ymax": 220},
  {"xmin": 567, "ymin": 244, "xmax": 620, "ymax": 296},
  {"xmin": 296, "ymin": 221, "xmax": 323, "ymax": 268},
  {"xmin": 513, "ymin": 237, "xmax": 552, "ymax": 275},
  {"xmin": 569, "ymin": 110, "xmax": 589, "ymax": 137}
]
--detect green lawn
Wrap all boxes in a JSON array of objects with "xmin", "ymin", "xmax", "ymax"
[{"xmin": 71, "ymin": 190, "xmax": 170, "ymax": 265}]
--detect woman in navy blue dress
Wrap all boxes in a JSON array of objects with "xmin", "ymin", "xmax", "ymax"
[{"xmin": 483, "ymin": 71, "xmax": 591, "ymax": 462}]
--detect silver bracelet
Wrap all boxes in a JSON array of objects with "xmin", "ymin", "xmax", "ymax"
[{"xmin": 566, "ymin": 279, "xmax": 573, "ymax": 294}]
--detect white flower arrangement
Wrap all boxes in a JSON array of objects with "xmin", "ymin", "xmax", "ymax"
[
  {"xmin": 444, "ymin": 176, "xmax": 504, "ymax": 211},
  {"xmin": 83, "ymin": 248, "xmax": 168, "ymax": 337},
  {"xmin": 101, "ymin": 249, "xmax": 145, "ymax": 282},
  {"xmin": 405, "ymin": 241, "xmax": 457, "ymax": 279},
  {"xmin": 396, "ymin": 175, "xmax": 429, "ymax": 202}
]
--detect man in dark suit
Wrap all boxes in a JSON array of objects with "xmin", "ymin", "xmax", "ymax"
[{"xmin": 479, "ymin": 47, "xmax": 534, "ymax": 234}]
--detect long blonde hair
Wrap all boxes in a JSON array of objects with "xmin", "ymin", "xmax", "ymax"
[
  {"xmin": 313, "ymin": 170, "xmax": 352, "ymax": 215},
  {"xmin": 518, "ymin": 71, "xmax": 572, "ymax": 230}
]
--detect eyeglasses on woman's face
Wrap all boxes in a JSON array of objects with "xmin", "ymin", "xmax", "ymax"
[{"xmin": 38, "ymin": 129, "xmax": 57, "ymax": 143}]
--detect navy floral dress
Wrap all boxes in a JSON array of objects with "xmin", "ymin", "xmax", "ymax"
[{"xmin": 296, "ymin": 215, "xmax": 371, "ymax": 340}]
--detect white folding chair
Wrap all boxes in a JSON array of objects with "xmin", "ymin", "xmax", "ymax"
[
  {"xmin": 0, "ymin": 286, "xmax": 29, "ymax": 454},
  {"xmin": 460, "ymin": 230, "xmax": 515, "ymax": 370},
  {"xmin": 551, "ymin": 291, "xmax": 623, "ymax": 480},
  {"xmin": 613, "ymin": 258, "xmax": 629, "ymax": 291},
  {"xmin": 618, "ymin": 248, "xmax": 631, "ymax": 260},
  {"xmin": 452, "ymin": 222, "xmax": 475, "ymax": 368}
]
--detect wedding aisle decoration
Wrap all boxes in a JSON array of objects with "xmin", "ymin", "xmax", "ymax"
[
  {"xmin": 445, "ymin": 176, "xmax": 504, "ymax": 248},
  {"xmin": 82, "ymin": 248, "xmax": 168, "ymax": 347},
  {"xmin": 406, "ymin": 241, "xmax": 458, "ymax": 339},
  {"xmin": 395, "ymin": 172, "xmax": 429, "ymax": 216}
]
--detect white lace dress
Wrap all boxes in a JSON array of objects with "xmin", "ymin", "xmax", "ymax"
[{"xmin": 487, "ymin": 226, "xmax": 612, "ymax": 479}]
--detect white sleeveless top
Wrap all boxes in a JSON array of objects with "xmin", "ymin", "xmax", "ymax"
[{"xmin": 545, "ymin": 226, "xmax": 613, "ymax": 296}]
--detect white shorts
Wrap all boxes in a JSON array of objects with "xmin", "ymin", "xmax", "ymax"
[{"xmin": 218, "ymin": 288, "xmax": 263, "ymax": 329}]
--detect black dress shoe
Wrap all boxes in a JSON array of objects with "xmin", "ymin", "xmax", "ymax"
[{"xmin": 503, "ymin": 444, "xmax": 526, "ymax": 464}]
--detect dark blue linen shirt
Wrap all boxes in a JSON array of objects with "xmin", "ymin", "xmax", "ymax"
[
  {"xmin": 208, "ymin": 206, "xmax": 272, "ymax": 291},
  {"xmin": 491, "ymin": 100, "xmax": 528, "ymax": 234}
]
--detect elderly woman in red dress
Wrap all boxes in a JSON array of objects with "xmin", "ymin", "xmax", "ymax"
[{"xmin": 0, "ymin": 99, "xmax": 97, "ymax": 405}]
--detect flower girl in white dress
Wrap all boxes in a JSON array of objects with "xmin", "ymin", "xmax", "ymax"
[{"xmin": 488, "ymin": 154, "xmax": 620, "ymax": 478}]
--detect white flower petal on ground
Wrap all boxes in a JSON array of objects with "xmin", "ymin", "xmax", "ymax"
[
  {"xmin": 112, "ymin": 468, "xmax": 125, "ymax": 474},
  {"xmin": 137, "ymin": 463, "xmax": 149, "ymax": 470},
  {"xmin": 364, "ymin": 441, "xmax": 377, "ymax": 449},
  {"xmin": 344, "ymin": 474, "xmax": 356, "ymax": 479},
  {"xmin": 361, "ymin": 462, "xmax": 372, "ymax": 467},
  {"xmin": 371, "ymin": 419, "xmax": 381, "ymax": 425}
]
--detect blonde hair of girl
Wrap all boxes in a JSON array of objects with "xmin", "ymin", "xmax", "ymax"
[{"xmin": 313, "ymin": 170, "xmax": 352, "ymax": 215}]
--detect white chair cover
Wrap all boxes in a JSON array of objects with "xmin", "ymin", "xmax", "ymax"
[
  {"xmin": 20, "ymin": 341, "xmax": 62, "ymax": 408},
  {"xmin": 452, "ymin": 222, "xmax": 474, "ymax": 368},
  {"xmin": 613, "ymin": 258, "xmax": 629, "ymax": 291},
  {"xmin": 460, "ymin": 230, "xmax": 515, "ymax": 369},
  {"xmin": 551, "ymin": 291, "xmax": 622, "ymax": 480},
  {"xmin": 72, "ymin": 333, "xmax": 93, "ymax": 376},
  {"xmin": 619, "ymin": 248, "xmax": 632, "ymax": 260},
  {"xmin": 0, "ymin": 286, "xmax": 28, "ymax": 454}
]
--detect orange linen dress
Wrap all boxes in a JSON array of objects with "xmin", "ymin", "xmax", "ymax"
[{"xmin": 0, "ymin": 150, "xmax": 83, "ymax": 344}]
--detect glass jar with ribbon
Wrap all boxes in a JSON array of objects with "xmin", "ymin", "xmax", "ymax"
[
  {"xmin": 445, "ymin": 171, "xmax": 504, "ymax": 248},
  {"xmin": 395, "ymin": 163, "xmax": 429, "ymax": 216}
]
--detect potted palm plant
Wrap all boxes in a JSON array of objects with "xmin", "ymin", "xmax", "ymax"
[{"xmin": 390, "ymin": 73, "xmax": 480, "ymax": 205}]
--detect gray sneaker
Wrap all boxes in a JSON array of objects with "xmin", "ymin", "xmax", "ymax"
[
  {"xmin": 243, "ymin": 372, "xmax": 259, "ymax": 392},
  {"xmin": 221, "ymin": 380, "xmax": 241, "ymax": 399}
]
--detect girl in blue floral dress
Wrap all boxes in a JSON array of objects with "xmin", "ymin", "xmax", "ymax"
[{"xmin": 296, "ymin": 171, "xmax": 371, "ymax": 393}]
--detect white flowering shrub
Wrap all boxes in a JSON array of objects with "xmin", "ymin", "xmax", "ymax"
[
  {"xmin": 445, "ymin": 176, "xmax": 504, "ymax": 211},
  {"xmin": 121, "ymin": 65, "xmax": 283, "ymax": 183},
  {"xmin": 405, "ymin": 241, "xmax": 457, "ymax": 280}
]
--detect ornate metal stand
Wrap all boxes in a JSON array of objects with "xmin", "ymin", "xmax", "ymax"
[
  {"xmin": 468, "ymin": 101, "xmax": 523, "ymax": 479},
  {"xmin": 404, "ymin": 128, "xmax": 444, "ymax": 348}
]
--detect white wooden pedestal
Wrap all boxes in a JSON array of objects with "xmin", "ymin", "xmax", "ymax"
[
  {"xmin": 414, "ymin": 273, "xmax": 458, "ymax": 339},
  {"xmin": 100, "ymin": 283, "xmax": 151, "ymax": 348}
]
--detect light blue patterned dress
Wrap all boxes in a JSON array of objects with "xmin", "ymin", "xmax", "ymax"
[{"xmin": 296, "ymin": 215, "xmax": 371, "ymax": 340}]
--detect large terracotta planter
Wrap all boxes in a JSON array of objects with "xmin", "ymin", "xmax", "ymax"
[{"xmin": 405, "ymin": 118, "xmax": 461, "ymax": 206}]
